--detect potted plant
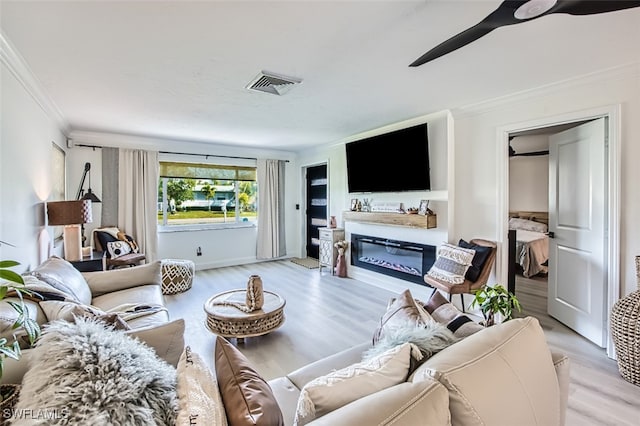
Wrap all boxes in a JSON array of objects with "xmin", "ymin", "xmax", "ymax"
[
  {"xmin": 470, "ymin": 284, "xmax": 522, "ymax": 327},
  {"xmin": 0, "ymin": 260, "xmax": 41, "ymax": 408}
]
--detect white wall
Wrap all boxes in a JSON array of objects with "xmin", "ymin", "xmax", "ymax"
[
  {"xmin": 453, "ymin": 63, "xmax": 640, "ymax": 297},
  {"xmin": 0, "ymin": 62, "xmax": 67, "ymax": 270},
  {"xmin": 509, "ymin": 135, "xmax": 549, "ymax": 212}
]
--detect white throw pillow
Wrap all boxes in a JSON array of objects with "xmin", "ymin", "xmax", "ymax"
[
  {"xmin": 426, "ymin": 243, "xmax": 476, "ymax": 284},
  {"xmin": 293, "ymin": 342, "xmax": 419, "ymax": 425},
  {"xmin": 107, "ymin": 240, "xmax": 132, "ymax": 258},
  {"xmin": 176, "ymin": 346, "xmax": 228, "ymax": 426}
]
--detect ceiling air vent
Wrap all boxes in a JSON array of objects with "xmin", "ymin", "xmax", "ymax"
[{"xmin": 246, "ymin": 71, "xmax": 302, "ymax": 96}]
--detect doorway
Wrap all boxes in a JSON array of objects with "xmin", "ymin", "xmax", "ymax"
[
  {"xmin": 499, "ymin": 105, "xmax": 621, "ymax": 357},
  {"xmin": 305, "ymin": 164, "xmax": 328, "ymax": 259}
]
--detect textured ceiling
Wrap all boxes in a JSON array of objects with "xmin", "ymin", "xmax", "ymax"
[{"xmin": 1, "ymin": 0, "xmax": 639, "ymax": 151}]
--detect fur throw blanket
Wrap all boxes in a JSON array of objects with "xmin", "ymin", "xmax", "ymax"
[
  {"xmin": 12, "ymin": 317, "xmax": 177, "ymax": 425},
  {"xmin": 362, "ymin": 320, "xmax": 459, "ymax": 362}
]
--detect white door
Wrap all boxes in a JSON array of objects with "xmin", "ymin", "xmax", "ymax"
[{"xmin": 548, "ymin": 118, "xmax": 607, "ymax": 347}]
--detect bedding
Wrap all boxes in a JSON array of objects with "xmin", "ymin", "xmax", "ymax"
[{"xmin": 514, "ymin": 229, "xmax": 548, "ymax": 278}]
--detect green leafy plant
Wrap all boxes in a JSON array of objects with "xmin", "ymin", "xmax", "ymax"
[
  {"xmin": 0, "ymin": 260, "xmax": 41, "ymax": 380},
  {"xmin": 470, "ymin": 284, "xmax": 522, "ymax": 327}
]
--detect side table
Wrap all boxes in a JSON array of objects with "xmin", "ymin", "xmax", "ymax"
[
  {"xmin": 318, "ymin": 227, "xmax": 345, "ymax": 275},
  {"xmin": 70, "ymin": 251, "xmax": 105, "ymax": 272},
  {"xmin": 204, "ymin": 289, "xmax": 286, "ymax": 344}
]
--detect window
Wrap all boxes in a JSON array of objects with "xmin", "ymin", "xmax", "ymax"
[{"xmin": 158, "ymin": 161, "xmax": 257, "ymax": 228}]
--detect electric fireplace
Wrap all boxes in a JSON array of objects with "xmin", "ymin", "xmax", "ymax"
[{"xmin": 351, "ymin": 234, "xmax": 436, "ymax": 285}]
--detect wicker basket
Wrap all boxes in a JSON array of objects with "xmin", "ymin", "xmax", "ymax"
[{"xmin": 610, "ymin": 256, "xmax": 640, "ymax": 386}]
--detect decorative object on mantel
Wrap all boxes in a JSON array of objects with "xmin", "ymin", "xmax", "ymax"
[
  {"xmin": 610, "ymin": 255, "xmax": 640, "ymax": 386},
  {"xmin": 361, "ymin": 198, "xmax": 371, "ymax": 212},
  {"xmin": 350, "ymin": 199, "xmax": 358, "ymax": 211},
  {"xmin": 418, "ymin": 200, "xmax": 429, "ymax": 215},
  {"xmin": 334, "ymin": 240, "xmax": 349, "ymax": 278},
  {"xmin": 405, "ymin": 207, "xmax": 419, "ymax": 214},
  {"xmin": 370, "ymin": 201, "xmax": 403, "ymax": 213}
]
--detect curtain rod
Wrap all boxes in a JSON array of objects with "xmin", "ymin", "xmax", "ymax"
[
  {"xmin": 160, "ymin": 150, "xmax": 290, "ymax": 163},
  {"xmin": 73, "ymin": 144, "xmax": 289, "ymax": 162}
]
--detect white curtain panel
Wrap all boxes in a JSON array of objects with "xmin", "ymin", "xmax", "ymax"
[
  {"xmin": 257, "ymin": 159, "xmax": 286, "ymax": 259},
  {"xmin": 118, "ymin": 149, "xmax": 159, "ymax": 261}
]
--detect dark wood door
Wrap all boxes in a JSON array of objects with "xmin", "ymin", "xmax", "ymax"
[{"xmin": 306, "ymin": 164, "xmax": 327, "ymax": 259}]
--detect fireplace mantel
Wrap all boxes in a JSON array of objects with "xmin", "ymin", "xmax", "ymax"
[{"xmin": 342, "ymin": 211, "xmax": 437, "ymax": 229}]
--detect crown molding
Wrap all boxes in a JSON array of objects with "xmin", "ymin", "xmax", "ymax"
[
  {"xmin": 453, "ymin": 62, "xmax": 640, "ymax": 119},
  {"xmin": 0, "ymin": 31, "xmax": 69, "ymax": 134}
]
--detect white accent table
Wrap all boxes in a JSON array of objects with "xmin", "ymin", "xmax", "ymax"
[{"xmin": 318, "ymin": 227, "xmax": 345, "ymax": 275}]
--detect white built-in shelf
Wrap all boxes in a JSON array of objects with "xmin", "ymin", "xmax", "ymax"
[{"xmin": 342, "ymin": 211, "xmax": 437, "ymax": 229}]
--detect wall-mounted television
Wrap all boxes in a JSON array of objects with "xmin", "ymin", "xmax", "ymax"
[{"xmin": 345, "ymin": 123, "xmax": 430, "ymax": 193}]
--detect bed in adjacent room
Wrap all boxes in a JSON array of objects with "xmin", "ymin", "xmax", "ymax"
[{"xmin": 509, "ymin": 212, "xmax": 549, "ymax": 278}]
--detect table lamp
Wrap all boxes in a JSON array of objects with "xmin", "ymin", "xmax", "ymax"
[{"xmin": 47, "ymin": 200, "xmax": 93, "ymax": 261}]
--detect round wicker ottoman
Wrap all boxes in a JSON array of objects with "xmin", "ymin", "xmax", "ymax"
[
  {"xmin": 610, "ymin": 255, "xmax": 640, "ymax": 386},
  {"xmin": 204, "ymin": 289, "xmax": 286, "ymax": 343},
  {"xmin": 161, "ymin": 259, "xmax": 195, "ymax": 295}
]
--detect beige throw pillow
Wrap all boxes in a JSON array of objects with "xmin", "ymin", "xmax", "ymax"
[
  {"xmin": 373, "ymin": 289, "xmax": 434, "ymax": 343},
  {"xmin": 426, "ymin": 243, "xmax": 476, "ymax": 284},
  {"xmin": 294, "ymin": 342, "xmax": 419, "ymax": 426},
  {"xmin": 176, "ymin": 346, "xmax": 228, "ymax": 426}
]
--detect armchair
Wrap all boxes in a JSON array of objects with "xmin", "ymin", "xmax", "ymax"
[
  {"xmin": 423, "ymin": 239, "xmax": 497, "ymax": 312},
  {"xmin": 93, "ymin": 226, "xmax": 146, "ymax": 269}
]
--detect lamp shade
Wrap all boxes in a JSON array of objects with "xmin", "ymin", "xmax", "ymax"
[
  {"xmin": 47, "ymin": 200, "xmax": 93, "ymax": 226},
  {"xmin": 81, "ymin": 188, "xmax": 101, "ymax": 203}
]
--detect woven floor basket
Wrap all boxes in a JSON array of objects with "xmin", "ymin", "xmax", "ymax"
[{"xmin": 610, "ymin": 256, "xmax": 640, "ymax": 386}]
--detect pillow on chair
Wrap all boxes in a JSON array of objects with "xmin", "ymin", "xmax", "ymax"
[
  {"xmin": 458, "ymin": 239, "xmax": 492, "ymax": 282},
  {"xmin": 107, "ymin": 241, "xmax": 132, "ymax": 258},
  {"xmin": 425, "ymin": 243, "xmax": 475, "ymax": 285}
]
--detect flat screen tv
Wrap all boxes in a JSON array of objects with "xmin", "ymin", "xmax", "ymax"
[{"xmin": 346, "ymin": 123, "xmax": 430, "ymax": 193}]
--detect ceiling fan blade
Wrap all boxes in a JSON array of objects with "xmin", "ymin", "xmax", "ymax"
[
  {"xmin": 410, "ymin": 0, "xmax": 640, "ymax": 67},
  {"xmin": 410, "ymin": 1, "xmax": 530, "ymax": 67},
  {"xmin": 410, "ymin": 24, "xmax": 496, "ymax": 67},
  {"xmin": 552, "ymin": 0, "xmax": 640, "ymax": 16}
]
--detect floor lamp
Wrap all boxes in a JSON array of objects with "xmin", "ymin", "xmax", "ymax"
[{"xmin": 47, "ymin": 200, "xmax": 93, "ymax": 261}]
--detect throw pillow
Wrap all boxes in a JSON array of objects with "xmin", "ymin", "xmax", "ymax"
[
  {"xmin": 25, "ymin": 256, "xmax": 92, "ymax": 304},
  {"xmin": 424, "ymin": 290, "xmax": 484, "ymax": 338},
  {"xmin": 14, "ymin": 317, "xmax": 177, "ymax": 425},
  {"xmin": 215, "ymin": 336, "xmax": 284, "ymax": 426},
  {"xmin": 458, "ymin": 239, "xmax": 493, "ymax": 282},
  {"xmin": 40, "ymin": 300, "xmax": 130, "ymax": 330},
  {"xmin": 294, "ymin": 342, "xmax": 418, "ymax": 426},
  {"xmin": 176, "ymin": 346, "xmax": 228, "ymax": 426},
  {"xmin": 425, "ymin": 243, "xmax": 475, "ymax": 285},
  {"xmin": 125, "ymin": 318, "xmax": 186, "ymax": 367},
  {"xmin": 373, "ymin": 289, "xmax": 433, "ymax": 344},
  {"xmin": 107, "ymin": 240, "xmax": 132, "ymax": 258}
]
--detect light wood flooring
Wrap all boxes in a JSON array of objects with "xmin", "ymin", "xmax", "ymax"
[{"xmin": 165, "ymin": 261, "xmax": 640, "ymax": 425}]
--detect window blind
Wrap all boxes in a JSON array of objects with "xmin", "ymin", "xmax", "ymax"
[{"xmin": 159, "ymin": 162, "xmax": 256, "ymax": 181}]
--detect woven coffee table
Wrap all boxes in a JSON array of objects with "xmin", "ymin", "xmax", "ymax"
[{"xmin": 204, "ymin": 289, "xmax": 286, "ymax": 343}]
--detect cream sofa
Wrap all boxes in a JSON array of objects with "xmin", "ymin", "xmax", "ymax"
[
  {"xmin": 268, "ymin": 316, "xmax": 569, "ymax": 426},
  {"xmin": 0, "ymin": 256, "xmax": 184, "ymax": 384}
]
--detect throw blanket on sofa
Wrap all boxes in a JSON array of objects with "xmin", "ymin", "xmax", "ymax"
[{"xmin": 107, "ymin": 303, "xmax": 168, "ymax": 322}]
